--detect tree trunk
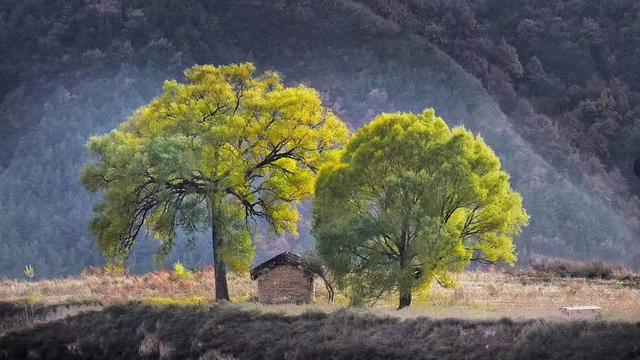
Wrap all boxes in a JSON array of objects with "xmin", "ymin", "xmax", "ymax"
[
  {"xmin": 398, "ymin": 290, "xmax": 412, "ymax": 309},
  {"xmin": 319, "ymin": 275, "xmax": 335, "ymax": 302},
  {"xmin": 211, "ymin": 217, "xmax": 230, "ymax": 302},
  {"xmin": 398, "ymin": 231, "xmax": 411, "ymax": 310}
]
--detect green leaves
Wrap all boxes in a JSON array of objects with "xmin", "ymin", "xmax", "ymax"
[
  {"xmin": 81, "ymin": 63, "xmax": 349, "ymax": 272},
  {"xmin": 313, "ymin": 109, "xmax": 528, "ymax": 304},
  {"xmin": 24, "ymin": 264, "xmax": 35, "ymax": 280}
]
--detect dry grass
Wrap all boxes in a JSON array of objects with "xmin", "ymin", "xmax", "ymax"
[
  {"xmin": 398, "ymin": 270, "xmax": 640, "ymax": 320},
  {"xmin": 4, "ymin": 303, "xmax": 640, "ymax": 360},
  {"xmin": 1, "ymin": 268, "xmax": 638, "ymax": 321},
  {"xmin": 0, "ymin": 267, "xmax": 256, "ymax": 306}
]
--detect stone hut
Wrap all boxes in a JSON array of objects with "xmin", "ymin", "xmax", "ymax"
[{"xmin": 250, "ymin": 252, "xmax": 315, "ymax": 304}]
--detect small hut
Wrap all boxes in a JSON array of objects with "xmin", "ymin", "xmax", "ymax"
[{"xmin": 250, "ymin": 252, "xmax": 315, "ymax": 304}]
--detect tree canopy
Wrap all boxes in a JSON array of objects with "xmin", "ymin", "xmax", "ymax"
[
  {"xmin": 313, "ymin": 110, "xmax": 528, "ymax": 308},
  {"xmin": 81, "ymin": 62, "xmax": 348, "ymax": 300}
]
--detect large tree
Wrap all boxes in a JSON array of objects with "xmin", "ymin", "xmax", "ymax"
[
  {"xmin": 81, "ymin": 63, "xmax": 348, "ymax": 301},
  {"xmin": 313, "ymin": 110, "xmax": 528, "ymax": 309}
]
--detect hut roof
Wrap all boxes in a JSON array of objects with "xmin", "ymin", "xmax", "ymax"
[{"xmin": 249, "ymin": 252, "xmax": 313, "ymax": 280}]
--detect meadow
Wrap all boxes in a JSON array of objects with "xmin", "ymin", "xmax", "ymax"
[
  {"xmin": 1, "ymin": 265, "xmax": 638, "ymax": 321},
  {"xmin": 1, "ymin": 265, "xmax": 639, "ymax": 359}
]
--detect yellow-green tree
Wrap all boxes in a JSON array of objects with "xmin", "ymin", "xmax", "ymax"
[
  {"xmin": 81, "ymin": 63, "xmax": 348, "ymax": 301},
  {"xmin": 313, "ymin": 110, "xmax": 528, "ymax": 309}
]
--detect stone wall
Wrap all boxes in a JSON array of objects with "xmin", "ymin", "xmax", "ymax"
[{"xmin": 257, "ymin": 264, "xmax": 314, "ymax": 304}]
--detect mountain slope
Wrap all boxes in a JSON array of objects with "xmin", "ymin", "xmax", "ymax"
[{"xmin": 0, "ymin": 0, "xmax": 638, "ymax": 278}]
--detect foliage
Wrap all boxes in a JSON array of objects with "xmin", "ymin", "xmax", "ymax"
[
  {"xmin": 313, "ymin": 110, "xmax": 528, "ymax": 307},
  {"xmin": 104, "ymin": 263, "xmax": 126, "ymax": 277},
  {"xmin": 80, "ymin": 62, "xmax": 348, "ymax": 297},
  {"xmin": 172, "ymin": 262, "xmax": 192, "ymax": 280},
  {"xmin": 360, "ymin": 0, "xmax": 640, "ymax": 265},
  {"xmin": 23, "ymin": 265, "xmax": 35, "ymax": 280}
]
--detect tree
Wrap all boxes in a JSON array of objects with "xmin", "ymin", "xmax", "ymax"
[
  {"xmin": 302, "ymin": 249, "xmax": 336, "ymax": 302},
  {"xmin": 80, "ymin": 63, "xmax": 349, "ymax": 301},
  {"xmin": 312, "ymin": 110, "xmax": 528, "ymax": 309}
]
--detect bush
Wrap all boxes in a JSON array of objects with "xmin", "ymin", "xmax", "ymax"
[
  {"xmin": 104, "ymin": 263, "xmax": 126, "ymax": 277},
  {"xmin": 80, "ymin": 266, "xmax": 105, "ymax": 277},
  {"xmin": 173, "ymin": 262, "xmax": 192, "ymax": 281},
  {"xmin": 23, "ymin": 264, "xmax": 35, "ymax": 280},
  {"xmin": 529, "ymin": 256, "xmax": 637, "ymax": 281}
]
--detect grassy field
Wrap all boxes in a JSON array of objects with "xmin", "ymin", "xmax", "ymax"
[
  {"xmin": 1, "ymin": 267, "xmax": 638, "ymax": 321},
  {"xmin": 1, "ymin": 269, "xmax": 639, "ymax": 359}
]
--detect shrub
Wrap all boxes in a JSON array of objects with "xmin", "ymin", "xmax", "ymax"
[
  {"xmin": 104, "ymin": 263, "xmax": 125, "ymax": 276},
  {"xmin": 529, "ymin": 256, "xmax": 637, "ymax": 281},
  {"xmin": 23, "ymin": 264, "xmax": 35, "ymax": 280},
  {"xmin": 80, "ymin": 266, "xmax": 104, "ymax": 277},
  {"xmin": 173, "ymin": 262, "xmax": 192, "ymax": 281}
]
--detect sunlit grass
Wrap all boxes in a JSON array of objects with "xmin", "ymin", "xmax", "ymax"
[
  {"xmin": 140, "ymin": 296, "xmax": 209, "ymax": 307},
  {"xmin": 1, "ymin": 268, "xmax": 638, "ymax": 320}
]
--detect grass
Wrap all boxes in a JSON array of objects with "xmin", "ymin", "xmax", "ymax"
[
  {"xmin": 140, "ymin": 296, "xmax": 208, "ymax": 307},
  {"xmin": 0, "ymin": 267, "xmax": 254, "ymax": 307},
  {"xmin": 401, "ymin": 270, "xmax": 640, "ymax": 320},
  {"xmin": 1, "ymin": 267, "xmax": 639, "ymax": 358},
  {"xmin": 1, "ymin": 267, "xmax": 638, "ymax": 321},
  {"xmin": 0, "ymin": 304, "xmax": 639, "ymax": 360}
]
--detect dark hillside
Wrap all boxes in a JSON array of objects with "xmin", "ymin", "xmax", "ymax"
[
  {"xmin": 0, "ymin": 304, "xmax": 638, "ymax": 359},
  {"xmin": 1, "ymin": 0, "xmax": 640, "ymax": 277}
]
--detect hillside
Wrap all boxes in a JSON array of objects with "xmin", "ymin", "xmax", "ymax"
[{"xmin": 1, "ymin": 0, "xmax": 640, "ymax": 277}]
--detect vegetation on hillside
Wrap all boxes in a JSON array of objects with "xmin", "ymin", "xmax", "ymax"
[
  {"xmin": 528, "ymin": 256, "xmax": 639, "ymax": 281},
  {"xmin": 1, "ymin": 0, "xmax": 640, "ymax": 277},
  {"xmin": 2, "ymin": 0, "xmax": 640, "ymax": 205}
]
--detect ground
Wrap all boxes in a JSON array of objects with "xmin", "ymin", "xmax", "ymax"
[
  {"xmin": 0, "ymin": 269, "xmax": 639, "ymax": 359},
  {"xmin": 1, "ymin": 268, "xmax": 638, "ymax": 320}
]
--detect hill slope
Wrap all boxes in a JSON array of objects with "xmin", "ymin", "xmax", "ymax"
[{"xmin": 1, "ymin": 0, "xmax": 639, "ymax": 277}]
